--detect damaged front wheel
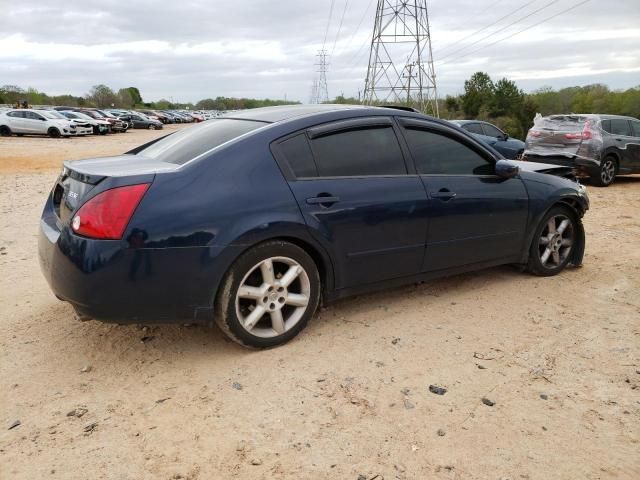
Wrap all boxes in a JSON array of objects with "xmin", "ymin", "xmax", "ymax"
[{"xmin": 527, "ymin": 206, "xmax": 579, "ymax": 276}]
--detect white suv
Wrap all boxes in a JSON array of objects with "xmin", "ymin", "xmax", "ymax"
[{"xmin": 0, "ymin": 109, "xmax": 77, "ymax": 138}]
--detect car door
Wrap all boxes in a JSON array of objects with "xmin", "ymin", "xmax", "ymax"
[
  {"xmin": 272, "ymin": 117, "xmax": 430, "ymax": 289},
  {"xmin": 629, "ymin": 120, "xmax": 640, "ymax": 171},
  {"xmin": 24, "ymin": 111, "xmax": 47, "ymax": 134},
  {"xmin": 398, "ymin": 118, "xmax": 529, "ymax": 272},
  {"xmin": 5, "ymin": 111, "xmax": 26, "ymax": 132},
  {"xmin": 608, "ymin": 118, "xmax": 635, "ymax": 171}
]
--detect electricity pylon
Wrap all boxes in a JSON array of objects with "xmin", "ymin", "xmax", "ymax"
[
  {"xmin": 311, "ymin": 50, "xmax": 330, "ymax": 104},
  {"xmin": 363, "ymin": 0, "xmax": 439, "ymax": 116}
]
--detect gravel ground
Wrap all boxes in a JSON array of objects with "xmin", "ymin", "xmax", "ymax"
[{"xmin": 0, "ymin": 131, "xmax": 639, "ymax": 479}]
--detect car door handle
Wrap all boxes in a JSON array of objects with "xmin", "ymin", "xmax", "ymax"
[
  {"xmin": 306, "ymin": 194, "xmax": 340, "ymax": 206},
  {"xmin": 431, "ymin": 189, "xmax": 457, "ymax": 201}
]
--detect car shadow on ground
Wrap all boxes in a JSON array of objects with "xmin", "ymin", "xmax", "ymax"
[{"xmin": 26, "ymin": 262, "xmax": 572, "ymax": 367}]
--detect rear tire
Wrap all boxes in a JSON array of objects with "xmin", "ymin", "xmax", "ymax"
[
  {"xmin": 48, "ymin": 127, "xmax": 61, "ymax": 138},
  {"xmin": 591, "ymin": 155, "xmax": 616, "ymax": 187},
  {"xmin": 148, "ymin": 124, "xmax": 156, "ymax": 130},
  {"xmin": 0, "ymin": 125, "xmax": 11, "ymax": 136},
  {"xmin": 527, "ymin": 206, "xmax": 579, "ymax": 276},
  {"xmin": 215, "ymin": 240, "xmax": 321, "ymax": 348}
]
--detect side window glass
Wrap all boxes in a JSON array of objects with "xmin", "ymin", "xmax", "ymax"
[
  {"xmin": 310, "ymin": 126, "xmax": 406, "ymax": 177},
  {"xmin": 7, "ymin": 111, "xmax": 23, "ymax": 118},
  {"xmin": 482, "ymin": 124, "xmax": 503, "ymax": 138},
  {"xmin": 404, "ymin": 128, "xmax": 493, "ymax": 175},
  {"xmin": 463, "ymin": 123, "xmax": 484, "ymax": 135},
  {"xmin": 278, "ymin": 134, "xmax": 318, "ymax": 178},
  {"xmin": 601, "ymin": 119, "xmax": 611, "ymax": 133},
  {"xmin": 631, "ymin": 120, "xmax": 640, "ymax": 138},
  {"xmin": 26, "ymin": 112, "xmax": 44, "ymax": 120},
  {"xmin": 609, "ymin": 119, "xmax": 631, "ymax": 136}
]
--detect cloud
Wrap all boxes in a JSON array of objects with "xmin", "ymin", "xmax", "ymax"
[{"xmin": 1, "ymin": 0, "xmax": 638, "ymax": 102}]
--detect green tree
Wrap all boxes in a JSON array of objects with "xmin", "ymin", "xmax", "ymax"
[
  {"xmin": 87, "ymin": 84, "xmax": 118, "ymax": 108},
  {"xmin": 490, "ymin": 78, "xmax": 523, "ymax": 117},
  {"xmin": 462, "ymin": 72, "xmax": 494, "ymax": 117}
]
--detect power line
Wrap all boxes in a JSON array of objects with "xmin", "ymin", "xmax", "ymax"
[
  {"xmin": 331, "ymin": 0, "xmax": 350, "ymax": 56},
  {"xmin": 433, "ymin": 0, "xmax": 535, "ymax": 55},
  {"xmin": 438, "ymin": 0, "xmax": 592, "ymax": 66},
  {"xmin": 337, "ymin": 0, "xmax": 374, "ymax": 58},
  {"xmin": 322, "ymin": 0, "xmax": 337, "ymax": 49},
  {"xmin": 435, "ymin": 0, "xmax": 561, "ymax": 63}
]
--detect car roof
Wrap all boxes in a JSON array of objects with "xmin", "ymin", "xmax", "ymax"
[{"xmin": 221, "ymin": 104, "xmax": 416, "ymax": 124}]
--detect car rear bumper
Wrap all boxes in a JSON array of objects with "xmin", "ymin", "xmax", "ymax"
[{"xmin": 38, "ymin": 205, "xmax": 233, "ymax": 324}]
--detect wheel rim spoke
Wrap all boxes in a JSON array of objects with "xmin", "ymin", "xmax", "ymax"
[
  {"xmin": 243, "ymin": 305, "xmax": 266, "ymax": 330},
  {"xmin": 237, "ymin": 285, "xmax": 263, "ymax": 300},
  {"xmin": 270, "ymin": 310, "xmax": 285, "ymax": 334},
  {"xmin": 552, "ymin": 251, "xmax": 560, "ymax": 265},
  {"xmin": 561, "ymin": 238, "xmax": 572, "ymax": 247},
  {"xmin": 285, "ymin": 293, "xmax": 309, "ymax": 307},
  {"xmin": 539, "ymin": 236, "xmax": 549, "ymax": 245},
  {"xmin": 557, "ymin": 219, "xmax": 570, "ymax": 235},
  {"xmin": 547, "ymin": 218, "xmax": 556, "ymax": 234},
  {"xmin": 259, "ymin": 259, "xmax": 275, "ymax": 284},
  {"xmin": 280, "ymin": 265, "xmax": 301, "ymax": 288},
  {"xmin": 540, "ymin": 248, "xmax": 552, "ymax": 264}
]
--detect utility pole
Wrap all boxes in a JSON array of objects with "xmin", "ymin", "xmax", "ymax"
[{"xmin": 363, "ymin": 0, "xmax": 439, "ymax": 116}]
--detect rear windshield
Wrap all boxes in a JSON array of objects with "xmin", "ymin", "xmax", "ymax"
[
  {"xmin": 135, "ymin": 118, "xmax": 265, "ymax": 165},
  {"xmin": 540, "ymin": 115, "xmax": 591, "ymax": 132}
]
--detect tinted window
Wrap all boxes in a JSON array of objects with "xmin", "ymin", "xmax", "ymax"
[
  {"xmin": 7, "ymin": 111, "xmax": 23, "ymax": 118},
  {"xmin": 631, "ymin": 120, "xmax": 640, "ymax": 137},
  {"xmin": 609, "ymin": 119, "xmax": 631, "ymax": 136},
  {"xmin": 404, "ymin": 128, "xmax": 493, "ymax": 175},
  {"xmin": 310, "ymin": 127, "xmax": 405, "ymax": 177},
  {"xmin": 462, "ymin": 123, "xmax": 484, "ymax": 135},
  {"xmin": 25, "ymin": 112, "xmax": 44, "ymax": 120},
  {"xmin": 601, "ymin": 119, "xmax": 611, "ymax": 133},
  {"xmin": 136, "ymin": 118, "xmax": 264, "ymax": 165},
  {"xmin": 278, "ymin": 134, "xmax": 317, "ymax": 178},
  {"xmin": 482, "ymin": 124, "xmax": 503, "ymax": 138}
]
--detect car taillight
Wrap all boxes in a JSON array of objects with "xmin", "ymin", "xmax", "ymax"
[
  {"xmin": 564, "ymin": 121, "xmax": 593, "ymax": 140},
  {"xmin": 71, "ymin": 184, "xmax": 150, "ymax": 239},
  {"xmin": 528, "ymin": 130, "xmax": 541, "ymax": 138}
]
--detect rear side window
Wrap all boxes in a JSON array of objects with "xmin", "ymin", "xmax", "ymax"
[
  {"xmin": 609, "ymin": 119, "xmax": 632, "ymax": 136},
  {"xmin": 136, "ymin": 119, "xmax": 264, "ymax": 165},
  {"xmin": 310, "ymin": 127, "xmax": 406, "ymax": 177},
  {"xmin": 463, "ymin": 123, "xmax": 484, "ymax": 135},
  {"xmin": 601, "ymin": 119, "xmax": 611, "ymax": 133},
  {"xmin": 7, "ymin": 111, "xmax": 23, "ymax": 118},
  {"xmin": 631, "ymin": 120, "xmax": 640, "ymax": 137},
  {"xmin": 278, "ymin": 134, "xmax": 317, "ymax": 178},
  {"xmin": 404, "ymin": 128, "xmax": 493, "ymax": 175}
]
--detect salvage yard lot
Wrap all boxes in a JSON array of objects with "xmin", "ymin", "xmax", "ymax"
[{"xmin": 0, "ymin": 129, "xmax": 639, "ymax": 479}]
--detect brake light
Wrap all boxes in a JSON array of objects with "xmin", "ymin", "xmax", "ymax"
[
  {"xmin": 528, "ymin": 130, "xmax": 541, "ymax": 138},
  {"xmin": 564, "ymin": 120, "xmax": 593, "ymax": 140},
  {"xmin": 71, "ymin": 184, "xmax": 150, "ymax": 239}
]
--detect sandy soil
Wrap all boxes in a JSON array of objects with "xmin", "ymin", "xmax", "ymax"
[{"xmin": 0, "ymin": 131, "xmax": 639, "ymax": 479}]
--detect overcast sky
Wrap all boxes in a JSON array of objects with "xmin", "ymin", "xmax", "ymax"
[{"xmin": 1, "ymin": 0, "xmax": 639, "ymax": 103}]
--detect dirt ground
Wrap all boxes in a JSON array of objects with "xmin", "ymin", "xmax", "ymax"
[{"xmin": 0, "ymin": 129, "xmax": 639, "ymax": 480}]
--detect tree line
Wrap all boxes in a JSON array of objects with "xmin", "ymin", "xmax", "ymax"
[{"xmin": 0, "ymin": 84, "xmax": 298, "ymax": 111}]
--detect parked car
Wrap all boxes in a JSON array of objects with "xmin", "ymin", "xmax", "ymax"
[
  {"xmin": 524, "ymin": 114, "xmax": 640, "ymax": 186},
  {"xmin": 43, "ymin": 110, "xmax": 93, "ymax": 136},
  {"xmin": 0, "ymin": 108, "xmax": 76, "ymax": 137},
  {"xmin": 115, "ymin": 112, "xmax": 163, "ymax": 130},
  {"xmin": 60, "ymin": 111, "xmax": 110, "ymax": 135},
  {"xmin": 449, "ymin": 120, "xmax": 525, "ymax": 159},
  {"xmin": 39, "ymin": 105, "xmax": 589, "ymax": 348},
  {"xmin": 139, "ymin": 110, "xmax": 172, "ymax": 124},
  {"xmin": 76, "ymin": 109, "xmax": 128, "ymax": 133}
]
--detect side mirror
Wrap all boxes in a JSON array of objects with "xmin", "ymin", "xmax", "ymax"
[
  {"xmin": 502, "ymin": 133, "xmax": 509, "ymax": 140},
  {"xmin": 495, "ymin": 159, "xmax": 520, "ymax": 179}
]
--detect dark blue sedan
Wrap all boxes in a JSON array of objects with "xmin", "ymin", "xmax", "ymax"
[
  {"xmin": 449, "ymin": 120, "xmax": 526, "ymax": 159},
  {"xmin": 39, "ymin": 105, "xmax": 588, "ymax": 348}
]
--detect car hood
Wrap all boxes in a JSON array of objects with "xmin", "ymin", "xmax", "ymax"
[{"xmin": 511, "ymin": 159, "xmax": 577, "ymax": 181}]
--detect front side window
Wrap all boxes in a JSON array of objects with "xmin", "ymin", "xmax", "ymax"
[
  {"xmin": 309, "ymin": 127, "xmax": 406, "ymax": 177},
  {"xmin": 482, "ymin": 124, "xmax": 503, "ymax": 138},
  {"xmin": 25, "ymin": 112, "xmax": 44, "ymax": 121},
  {"xmin": 609, "ymin": 119, "xmax": 631, "ymax": 136},
  {"xmin": 462, "ymin": 123, "xmax": 484, "ymax": 135},
  {"xmin": 404, "ymin": 128, "xmax": 493, "ymax": 175}
]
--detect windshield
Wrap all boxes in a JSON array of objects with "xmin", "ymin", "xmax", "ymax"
[
  {"xmin": 135, "ymin": 118, "xmax": 265, "ymax": 165},
  {"xmin": 41, "ymin": 111, "xmax": 65, "ymax": 119}
]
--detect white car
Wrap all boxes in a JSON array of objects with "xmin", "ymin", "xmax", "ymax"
[
  {"xmin": 0, "ymin": 109, "xmax": 77, "ymax": 138},
  {"xmin": 41, "ymin": 110, "xmax": 92, "ymax": 136},
  {"xmin": 59, "ymin": 111, "xmax": 110, "ymax": 135}
]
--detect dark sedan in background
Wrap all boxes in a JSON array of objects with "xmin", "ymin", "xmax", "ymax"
[
  {"xmin": 39, "ymin": 105, "xmax": 588, "ymax": 348},
  {"xmin": 116, "ymin": 112, "xmax": 163, "ymax": 130},
  {"xmin": 449, "ymin": 119, "xmax": 525, "ymax": 159}
]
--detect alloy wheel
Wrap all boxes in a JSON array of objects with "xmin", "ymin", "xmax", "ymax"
[
  {"xmin": 537, "ymin": 214, "xmax": 574, "ymax": 269},
  {"xmin": 235, "ymin": 256, "xmax": 310, "ymax": 338},
  {"xmin": 600, "ymin": 159, "xmax": 615, "ymax": 185}
]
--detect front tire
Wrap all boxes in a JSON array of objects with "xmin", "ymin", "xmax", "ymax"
[
  {"xmin": 591, "ymin": 156, "xmax": 616, "ymax": 187},
  {"xmin": 48, "ymin": 127, "xmax": 61, "ymax": 138},
  {"xmin": 215, "ymin": 240, "xmax": 321, "ymax": 348},
  {"xmin": 527, "ymin": 206, "xmax": 578, "ymax": 276}
]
